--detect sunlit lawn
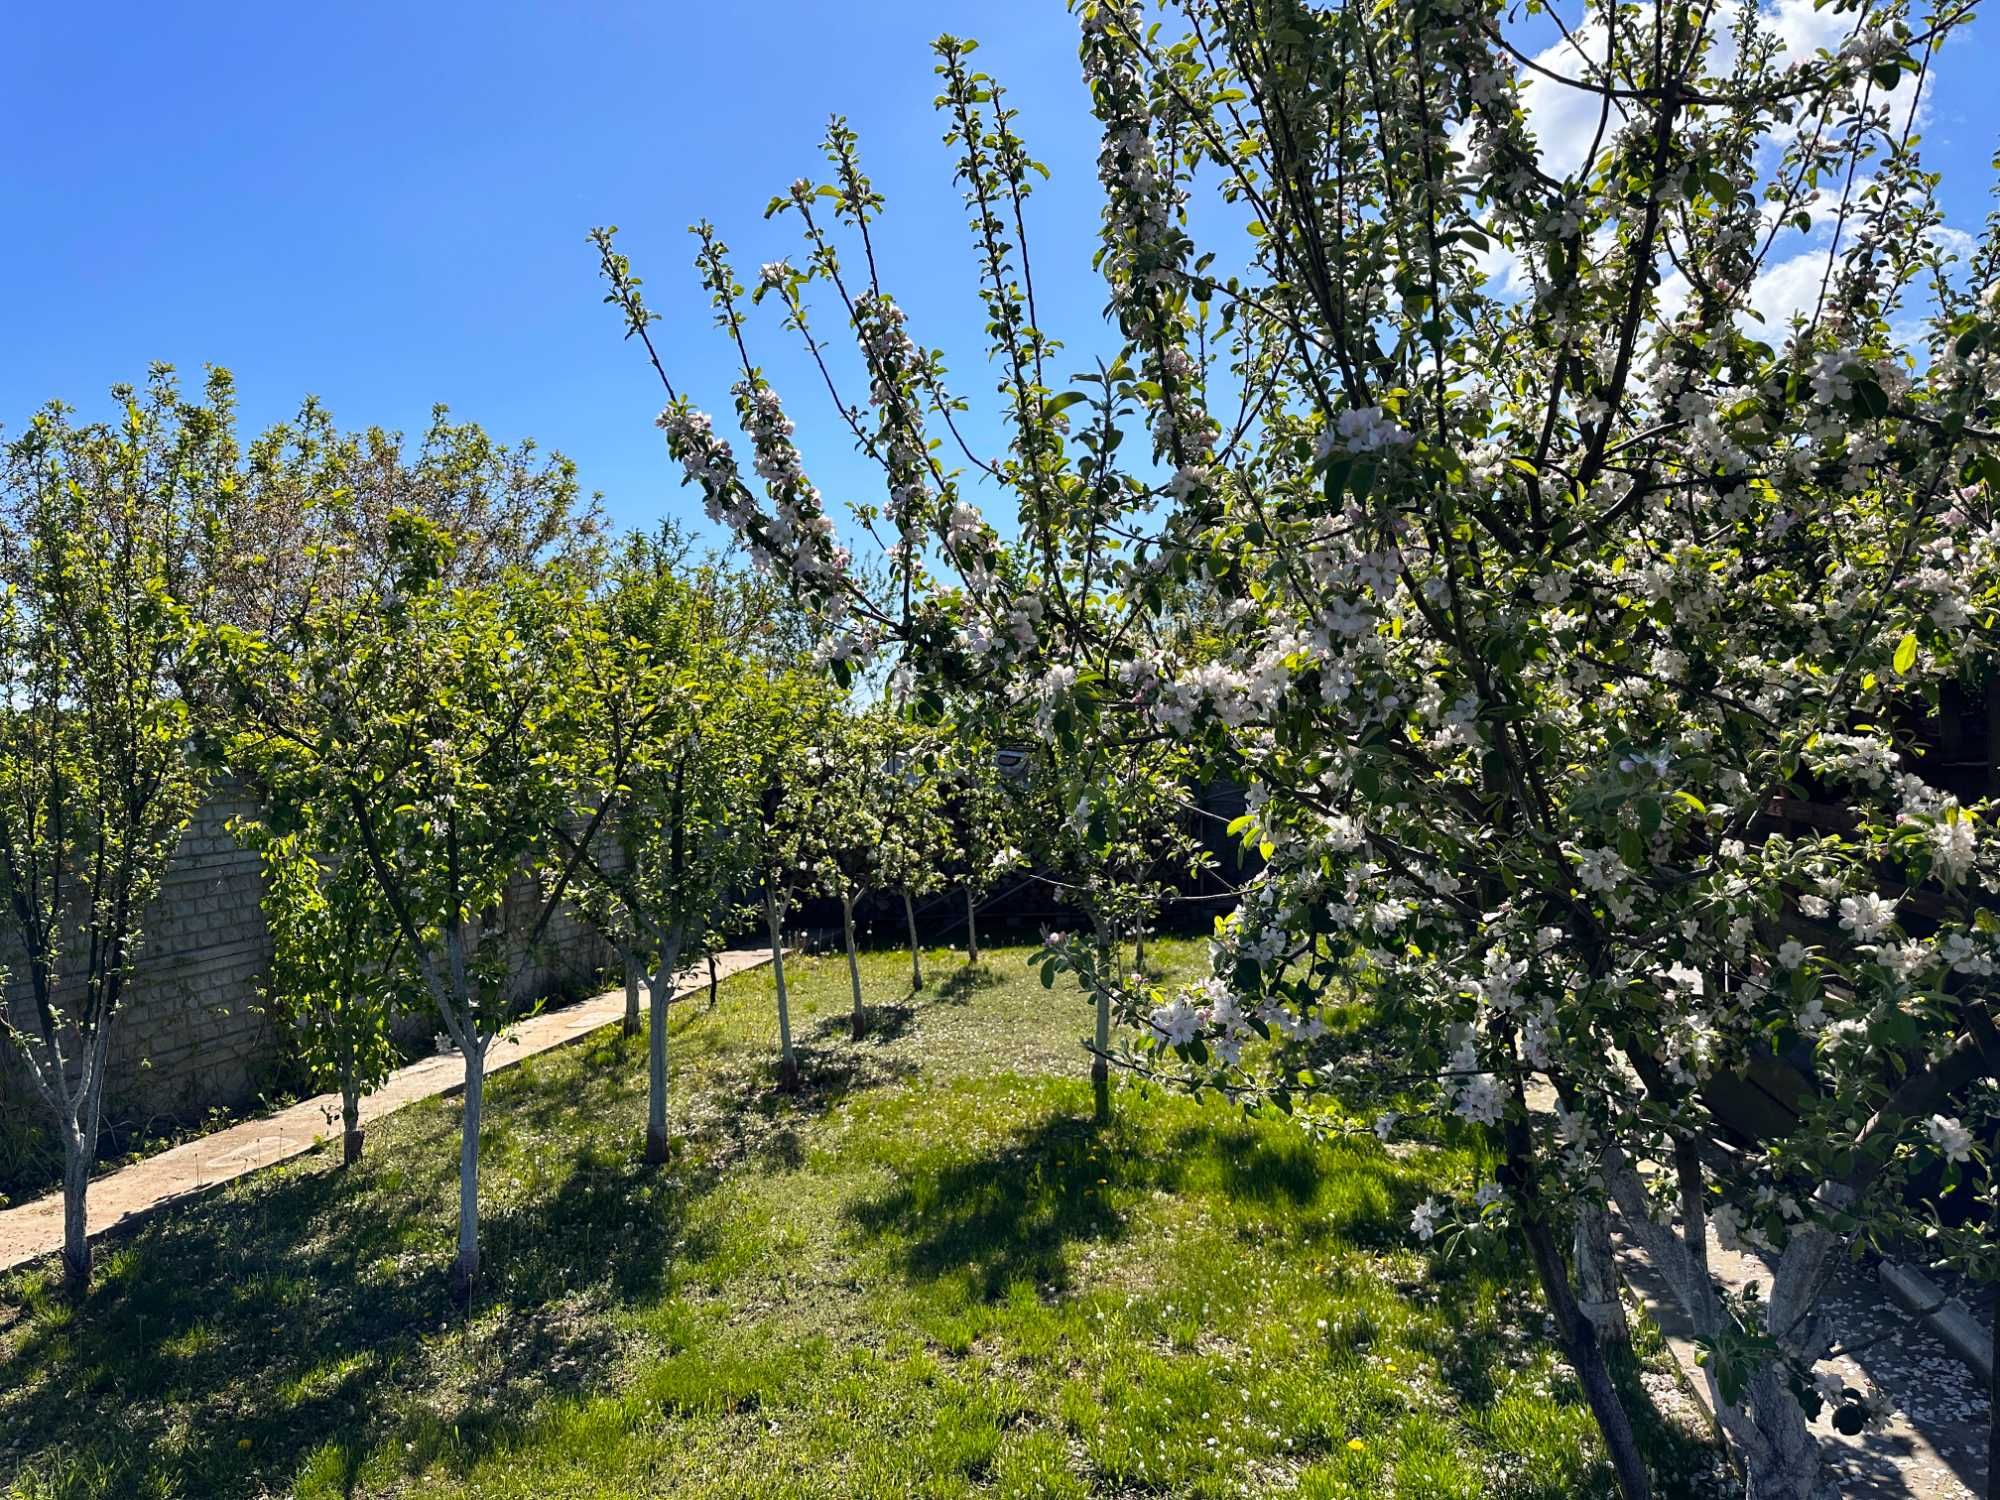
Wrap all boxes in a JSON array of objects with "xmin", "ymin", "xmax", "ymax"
[{"xmin": 0, "ymin": 940, "xmax": 1718, "ymax": 1498}]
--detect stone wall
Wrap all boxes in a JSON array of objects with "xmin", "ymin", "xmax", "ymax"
[{"xmin": 0, "ymin": 782, "xmax": 614, "ymax": 1143}]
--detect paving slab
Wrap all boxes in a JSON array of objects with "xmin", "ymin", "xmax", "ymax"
[
  {"xmin": 1517, "ymin": 1078, "xmax": 1990, "ymax": 1497},
  {"xmin": 0, "ymin": 949, "xmax": 771, "ymax": 1274},
  {"xmin": 1611, "ymin": 1208, "xmax": 1990, "ymax": 1498}
]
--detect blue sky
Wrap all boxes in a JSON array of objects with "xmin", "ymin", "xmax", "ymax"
[
  {"xmin": 2, "ymin": 2, "xmax": 1110, "ymax": 536},
  {"xmin": 4, "ymin": 2, "xmax": 1995, "ymax": 541}
]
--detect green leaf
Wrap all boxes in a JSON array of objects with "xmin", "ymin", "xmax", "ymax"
[{"xmin": 1892, "ymin": 631, "xmax": 1917, "ymax": 674}]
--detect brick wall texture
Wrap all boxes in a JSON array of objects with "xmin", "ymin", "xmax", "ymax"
[{"xmin": 0, "ymin": 781, "xmax": 613, "ymax": 1140}]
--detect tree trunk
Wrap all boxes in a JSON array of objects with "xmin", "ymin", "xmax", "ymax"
[
  {"xmin": 843, "ymin": 892, "xmax": 865, "ymax": 1039},
  {"xmin": 965, "ymin": 887, "xmax": 980, "ymax": 966},
  {"xmin": 1987, "ymin": 1291, "xmax": 1996, "ymax": 1500},
  {"xmin": 645, "ymin": 937, "xmax": 682, "ymax": 1164},
  {"xmin": 59, "ymin": 1122, "xmax": 90, "ymax": 1299},
  {"xmin": 767, "ymin": 892, "xmax": 798, "ymax": 1089},
  {"xmin": 1573, "ymin": 1199, "xmax": 1629, "ymax": 1346},
  {"xmin": 903, "ymin": 889, "xmax": 924, "ymax": 989},
  {"xmin": 341, "ymin": 1083, "xmax": 364, "ymax": 1166},
  {"xmin": 1988, "ymin": 1162, "xmax": 1998, "ymax": 1500},
  {"xmin": 1089, "ymin": 919, "xmax": 1112, "ymax": 1124},
  {"xmin": 707, "ymin": 951, "xmax": 718, "ymax": 1009},
  {"xmin": 1091, "ymin": 986, "xmax": 1111, "ymax": 1123},
  {"xmin": 1134, "ymin": 928, "xmax": 1147, "ymax": 976},
  {"xmin": 452, "ymin": 1041, "xmax": 484, "ymax": 1300},
  {"xmin": 622, "ymin": 939, "xmax": 642, "ymax": 1037},
  {"xmin": 1516, "ymin": 1203, "xmax": 1651, "ymax": 1500},
  {"xmin": 1603, "ymin": 1148, "xmax": 1836, "ymax": 1499}
]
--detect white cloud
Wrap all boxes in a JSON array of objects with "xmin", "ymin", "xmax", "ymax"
[
  {"xmin": 1502, "ymin": 0, "xmax": 1865, "ymax": 180},
  {"xmin": 1465, "ymin": 2, "xmax": 1973, "ymax": 335},
  {"xmin": 1745, "ymin": 246, "xmax": 1834, "ymax": 333},
  {"xmin": 1762, "ymin": 0, "xmax": 1853, "ymax": 64},
  {"xmin": 1928, "ymin": 225, "xmax": 1977, "ymax": 258},
  {"xmin": 1514, "ymin": 19, "xmax": 1631, "ymax": 180}
]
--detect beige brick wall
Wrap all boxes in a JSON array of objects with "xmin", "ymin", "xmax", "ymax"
[{"xmin": 0, "ymin": 782, "xmax": 613, "ymax": 1140}]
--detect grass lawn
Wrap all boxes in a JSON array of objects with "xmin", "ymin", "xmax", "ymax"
[{"xmin": 0, "ymin": 940, "xmax": 1721, "ymax": 1498}]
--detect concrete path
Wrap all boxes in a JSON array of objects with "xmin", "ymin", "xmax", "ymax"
[
  {"xmin": 1611, "ymin": 1204, "xmax": 1990, "ymax": 1498},
  {"xmin": 0, "ymin": 949, "xmax": 772, "ymax": 1274}
]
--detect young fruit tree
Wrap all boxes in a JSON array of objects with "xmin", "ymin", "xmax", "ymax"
[
  {"xmin": 600, "ymin": 3, "xmax": 2000, "ymax": 1492},
  {"xmin": 0, "ymin": 368, "xmax": 226, "ymax": 1297},
  {"xmin": 741, "ymin": 671, "xmax": 848, "ymax": 1089},
  {"xmin": 937, "ymin": 737, "xmax": 1027, "ymax": 968},
  {"xmin": 875, "ymin": 718, "xmax": 956, "ymax": 994},
  {"xmin": 543, "ymin": 527, "xmax": 757, "ymax": 1162},
  {"xmin": 888, "ymin": 736, "xmax": 956, "ymax": 992},
  {"xmin": 230, "ymin": 511, "xmax": 594, "ymax": 1298},
  {"xmin": 246, "ymin": 828, "xmax": 408, "ymax": 1165},
  {"xmin": 797, "ymin": 711, "xmax": 892, "ymax": 1038},
  {"xmin": 1025, "ymin": 739, "xmax": 1206, "ymax": 1123}
]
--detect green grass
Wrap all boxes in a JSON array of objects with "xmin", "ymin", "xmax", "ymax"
[{"xmin": 0, "ymin": 941, "xmax": 1720, "ymax": 1498}]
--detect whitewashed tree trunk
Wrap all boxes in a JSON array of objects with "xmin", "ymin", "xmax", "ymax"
[
  {"xmin": 1090, "ymin": 914, "xmax": 1112, "ymax": 1124},
  {"xmin": 341, "ymin": 1081, "xmax": 364, "ymax": 1166},
  {"xmin": 645, "ymin": 932, "xmax": 683, "ymax": 1163},
  {"xmin": 53, "ymin": 1021, "xmax": 112, "ymax": 1298},
  {"xmin": 622, "ymin": 939, "xmax": 642, "ymax": 1036},
  {"xmin": 903, "ymin": 889, "xmax": 923, "ymax": 989},
  {"xmin": 1572, "ymin": 1200, "xmax": 1629, "ymax": 1345},
  {"xmin": 843, "ymin": 892, "xmax": 865, "ymax": 1038},
  {"xmin": 965, "ymin": 887, "xmax": 980, "ymax": 965},
  {"xmin": 766, "ymin": 891, "xmax": 798, "ymax": 1088},
  {"xmin": 453, "ymin": 1038, "xmax": 485, "ymax": 1298},
  {"xmin": 1602, "ymin": 1149, "xmax": 1837, "ymax": 1499},
  {"xmin": 59, "ymin": 1117, "xmax": 90, "ymax": 1297}
]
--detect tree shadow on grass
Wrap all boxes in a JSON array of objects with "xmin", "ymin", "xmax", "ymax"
[
  {"xmin": 933, "ymin": 964, "xmax": 1005, "ymax": 1006},
  {"xmin": 847, "ymin": 1110, "xmax": 1187, "ymax": 1302},
  {"xmin": 679, "ymin": 1031, "xmax": 920, "ymax": 1175},
  {"xmin": 0, "ymin": 1069, "xmax": 731, "ymax": 1499},
  {"xmin": 1184, "ymin": 1121, "xmax": 1327, "ymax": 1207},
  {"xmin": 1396, "ymin": 1247, "xmax": 1727, "ymax": 1497},
  {"xmin": 805, "ymin": 1001, "xmax": 917, "ymax": 1048}
]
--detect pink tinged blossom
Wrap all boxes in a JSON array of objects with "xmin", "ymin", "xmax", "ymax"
[{"xmin": 1149, "ymin": 998, "xmax": 1201, "ymax": 1048}]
